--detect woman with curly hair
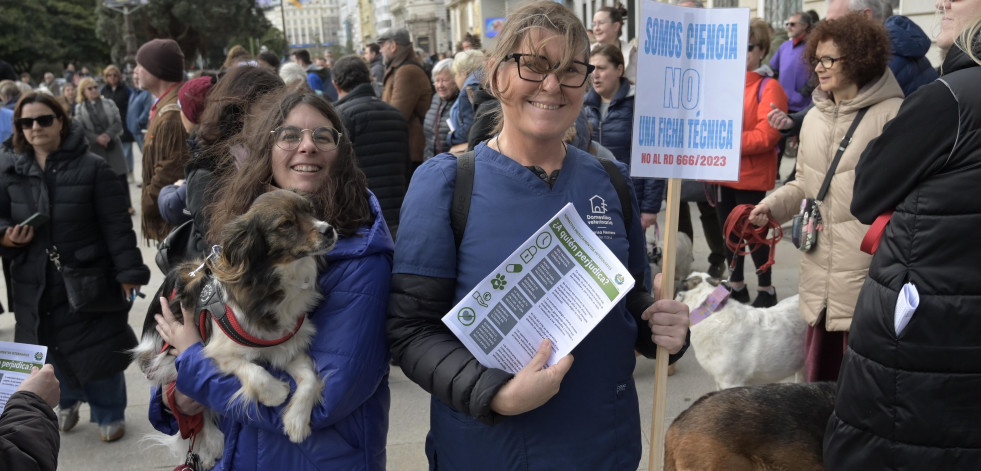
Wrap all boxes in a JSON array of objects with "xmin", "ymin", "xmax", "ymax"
[{"xmin": 748, "ymin": 13, "xmax": 903, "ymax": 382}]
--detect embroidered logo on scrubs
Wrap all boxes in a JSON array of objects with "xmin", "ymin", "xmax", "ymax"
[
  {"xmin": 590, "ymin": 195, "xmax": 607, "ymax": 214},
  {"xmin": 586, "ymin": 196, "xmax": 616, "ymax": 240}
]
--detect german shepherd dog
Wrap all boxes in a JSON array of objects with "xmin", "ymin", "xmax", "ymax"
[
  {"xmin": 665, "ymin": 382, "xmax": 836, "ymax": 471},
  {"xmin": 132, "ymin": 189, "xmax": 337, "ymax": 468}
]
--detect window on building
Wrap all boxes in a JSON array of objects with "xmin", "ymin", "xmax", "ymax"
[{"xmin": 764, "ymin": 0, "xmax": 803, "ymax": 29}]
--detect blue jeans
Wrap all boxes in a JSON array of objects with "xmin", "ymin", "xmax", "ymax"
[
  {"xmin": 53, "ymin": 365, "xmax": 127, "ymax": 426},
  {"xmin": 123, "ymin": 140, "xmax": 134, "ymax": 172}
]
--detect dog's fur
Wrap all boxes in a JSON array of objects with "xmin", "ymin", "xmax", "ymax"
[
  {"xmin": 664, "ymin": 382, "xmax": 836, "ymax": 471},
  {"xmin": 678, "ymin": 272, "xmax": 805, "ymax": 390},
  {"xmin": 132, "ymin": 190, "xmax": 337, "ymax": 468}
]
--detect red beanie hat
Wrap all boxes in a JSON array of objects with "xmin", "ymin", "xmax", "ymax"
[{"xmin": 178, "ymin": 76, "xmax": 215, "ymax": 125}]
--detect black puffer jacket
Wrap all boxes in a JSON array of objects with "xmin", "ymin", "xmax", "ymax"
[
  {"xmin": 0, "ymin": 391, "xmax": 59, "ymax": 471},
  {"xmin": 335, "ymin": 82, "xmax": 410, "ymax": 236},
  {"xmin": 825, "ymin": 45, "xmax": 981, "ymax": 469},
  {"xmin": 0, "ymin": 122, "xmax": 149, "ymax": 388}
]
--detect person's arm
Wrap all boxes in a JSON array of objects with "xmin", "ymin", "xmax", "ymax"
[
  {"xmin": 306, "ymin": 72, "xmax": 324, "ymax": 93},
  {"xmin": 157, "ymin": 182, "xmax": 190, "ymax": 226},
  {"xmin": 0, "ymin": 366, "xmax": 60, "ymax": 471},
  {"xmin": 91, "ymin": 157, "xmax": 150, "ymax": 286},
  {"xmin": 387, "ymin": 67, "xmax": 425, "ymax": 122},
  {"xmin": 447, "ymin": 84, "xmax": 475, "ymax": 145},
  {"xmin": 173, "ymin": 252, "xmax": 393, "ymax": 434},
  {"xmin": 743, "ymin": 80, "xmax": 787, "ymax": 154},
  {"xmin": 103, "ymin": 100, "xmax": 123, "ymax": 138},
  {"xmin": 851, "ymin": 82, "xmax": 958, "ymax": 223}
]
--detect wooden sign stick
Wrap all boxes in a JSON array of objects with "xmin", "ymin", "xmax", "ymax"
[{"xmin": 648, "ymin": 177, "xmax": 682, "ymax": 470}]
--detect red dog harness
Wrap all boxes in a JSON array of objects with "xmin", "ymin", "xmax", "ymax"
[{"xmin": 195, "ymin": 278, "xmax": 305, "ymax": 348}]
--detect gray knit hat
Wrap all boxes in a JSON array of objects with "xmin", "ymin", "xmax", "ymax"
[{"xmin": 136, "ymin": 38, "xmax": 185, "ymax": 82}]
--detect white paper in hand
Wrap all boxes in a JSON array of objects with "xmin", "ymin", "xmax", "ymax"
[
  {"xmin": 894, "ymin": 282, "xmax": 919, "ymax": 337},
  {"xmin": 441, "ymin": 203, "xmax": 635, "ymax": 374}
]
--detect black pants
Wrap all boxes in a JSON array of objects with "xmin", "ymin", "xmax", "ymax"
[
  {"xmin": 677, "ymin": 200, "xmax": 725, "ymax": 266},
  {"xmin": 715, "ymin": 186, "xmax": 771, "ymax": 286}
]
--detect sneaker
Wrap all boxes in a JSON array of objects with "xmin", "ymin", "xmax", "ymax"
[
  {"xmin": 729, "ymin": 285, "xmax": 750, "ymax": 303},
  {"xmin": 752, "ymin": 289, "xmax": 778, "ymax": 308},
  {"xmin": 707, "ymin": 261, "xmax": 726, "ymax": 279},
  {"xmin": 98, "ymin": 421, "xmax": 125, "ymax": 442},
  {"xmin": 57, "ymin": 402, "xmax": 81, "ymax": 433}
]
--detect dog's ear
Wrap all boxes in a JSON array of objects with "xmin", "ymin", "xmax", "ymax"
[
  {"xmin": 220, "ymin": 217, "xmax": 268, "ymax": 278},
  {"xmin": 707, "ymin": 277, "xmax": 720, "ymax": 287},
  {"xmin": 684, "ymin": 275, "xmax": 702, "ymax": 291}
]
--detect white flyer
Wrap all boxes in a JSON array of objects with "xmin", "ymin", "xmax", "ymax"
[
  {"xmin": 442, "ymin": 203, "xmax": 635, "ymax": 374},
  {"xmin": 0, "ymin": 340, "xmax": 48, "ymax": 415}
]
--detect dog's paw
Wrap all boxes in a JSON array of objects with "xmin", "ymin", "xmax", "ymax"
[
  {"xmin": 282, "ymin": 405, "xmax": 312, "ymax": 443},
  {"xmin": 255, "ymin": 379, "xmax": 290, "ymax": 407}
]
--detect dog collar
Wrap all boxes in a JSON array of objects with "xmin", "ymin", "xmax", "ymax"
[
  {"xmin": 689, "ymin": 285, "xmax": 731, "ymax": 326},
  {"xmin": 197, "ymin": 279, "xmax": 305, "ymax": 348}
]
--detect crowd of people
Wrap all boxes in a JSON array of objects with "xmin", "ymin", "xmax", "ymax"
[{"xmin": 0, "ymin": 0, "xmax": 979, "ymax": 468}]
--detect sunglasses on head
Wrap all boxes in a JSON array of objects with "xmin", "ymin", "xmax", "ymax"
[{"xmin": 15, "ymin": 115, "xmax": 57, "ymax": 129}]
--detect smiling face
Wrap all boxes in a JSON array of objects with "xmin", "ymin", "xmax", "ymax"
[
  {"xmin": 496, "ymin": 29, "xmax": 588, "ymax": 145},
  {"xmin": 814, "ymin": 40, "xmax": 855, "ymax": 96},
  {"xmin": 592, "ymin": 11, "xmax": 620, "ymax": 45},
  {"xmin": 937, "ymin": 0, "xmax": 981, "ymax": 50},
  {"xmin": 434, "ymin": 70, "xmax": 458, "ymax": 100},
  {"xmin": 590, "ymin": 53, "xmax": 623, "ymax": 100},
  {"xmin": 270, "ymin": 104, "xmax": 338, "ymax": 195},
  {"xmin": 19, "ymin": 102, "xmax": 64, "ymax": 154}
]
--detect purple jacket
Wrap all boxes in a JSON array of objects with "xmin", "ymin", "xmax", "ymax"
[{"xmin": 769, "ymin": 37, "xmax": 812, "ymax": 112}]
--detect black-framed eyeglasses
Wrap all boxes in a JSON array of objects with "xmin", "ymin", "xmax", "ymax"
[
  {"xmin": 747, "ymin": 44, "xmax": 758, "ymax": 52},
  {"xmin": 15, "ymin": 115, "xmax": 57, "ymax": 129},
  {"xmin": 271, "ymin": 126, "xmax": 342, "ymax": 152},
  {"xmin": 504, "ymin": 53, "xmax": 595, "ymax": 88},
  {"xmin": 812, "ymin": 56, "xmax": 845, "ymax": 68}
]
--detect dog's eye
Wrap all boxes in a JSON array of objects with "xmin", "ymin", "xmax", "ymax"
[{"xmin": 279, "ymin": 220, "xmax": 295, "ymax": 230}]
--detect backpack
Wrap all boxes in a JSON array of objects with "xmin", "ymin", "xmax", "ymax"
[{"xmin": 450, "ymin": 151, "xmax": 633, "ymax": 249}]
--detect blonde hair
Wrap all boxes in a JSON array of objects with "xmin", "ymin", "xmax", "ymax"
[
  {"xmin": 956, "ymin": 12, "xmax": 981, "ymax": 65},
  {"xmin": 452, "ymin": 49, "xmax": 485, "ymax": 77},
  {"xmin": 483, "ymin": 1, "xmax": 591, "ymax": 99},
  {"xmin": 76, "ymin": 77, "xmax": 98, "ymax": 103},
  {"xmin": 103, "ymin": 64, "xmax": 121, "ymax": 78}
]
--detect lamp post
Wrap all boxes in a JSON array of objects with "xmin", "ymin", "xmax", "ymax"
[{"xmin": 104, "ymin": 0, "xmax": 149, "ymax": 74}]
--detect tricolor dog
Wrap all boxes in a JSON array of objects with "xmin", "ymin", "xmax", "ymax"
[{"xmin": 132, "ymin": 189, "xmax": 337, "ymax": 468}]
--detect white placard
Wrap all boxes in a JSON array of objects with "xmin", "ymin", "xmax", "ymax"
[
  {"xmin": 631, "ymin": 1, "xmax": 750, "ymax": 181},
  {"xmin": 0, "ymin": 340, "xmax": 48, "ymax": 415},
  {"xmin": 442, "ymin": 203, "xmax": 635, "ymax": 374}
]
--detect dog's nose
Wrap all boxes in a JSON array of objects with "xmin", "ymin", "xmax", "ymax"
[{"xmin": 316, "ymin": 221, "xmax": 337, "ymax": 242}]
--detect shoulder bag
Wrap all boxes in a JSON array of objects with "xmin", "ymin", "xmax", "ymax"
[{"xmin": 792, "ymin": 107, "xmax": 869, "ymax": 252}]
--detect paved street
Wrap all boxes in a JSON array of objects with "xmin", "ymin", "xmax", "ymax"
[{"xmin": 0, "ymin": 158, "xmax": 801, "ymax": 470}]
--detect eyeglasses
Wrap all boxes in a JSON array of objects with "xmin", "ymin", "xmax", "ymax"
[
  {"xmin": 785, "ymin": 21, "xmax": 798, "ymax": 27},
  {"xmin": 15, "ymin": 115, "xmax": 57, "ymax": 129},
  {"xmin": 747, "ymin": 44, "xmax": 758, "ymax": 52},
  {"xmin": 271, "ymin": 126, "xmax": 342, "ymax": 152},
  {"xmin": 812, "ymin": 56, "xmax": 845, "ymax": 68},
  {"xmin": 504, "ymin": 53, "xmax": 596, "ymax": 88}
]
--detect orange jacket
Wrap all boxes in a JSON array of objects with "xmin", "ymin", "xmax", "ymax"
[{"xmin": 717, "ymin": 72, "xmax": 787, "ymax": 191}]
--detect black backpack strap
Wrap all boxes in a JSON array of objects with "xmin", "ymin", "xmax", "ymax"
[
  {"xmin": 452, "ymin": 151, "xmax": 476, "ymax": 250},
  {"xmin": 598, "ymin": 158, "xmax": 633, "ymax": 234},
  {"xmin": 816, "ymin": 106, "xmax": 870, "ymax": 201}
]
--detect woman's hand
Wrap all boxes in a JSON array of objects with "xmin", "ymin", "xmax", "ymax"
[
  {"xmin": 490, "ymin": 339, "xmax": 574, "ymax": 416},
  {"xmin": 748, "ymin": 203, "xmax": 771, "ymax": 227},
  {"xmin": 96, "ymin": 133, "xmax": 111, "ymax": 147},
  {"xmin": 154, "ymin": 297, "xmax": 201, "ymax": 355},
  {"xmin": 171, "ymin": 387, "xmax": 205, "ymax": 416},
  {"xmin": 2, "ymin": 225, "xmax": 34, "ymax": 248},
  {"xmin": 645, "ymin": 273, "xmax": 689, "ymax": 355},
  {"xmin": 767, "ymin": 103, "xmax": 793, "ymax": 131}
]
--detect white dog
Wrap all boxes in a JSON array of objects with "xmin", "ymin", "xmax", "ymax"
[{"xmin": 677, "ymin": 272, "xmax": 805, "ymax": 390}]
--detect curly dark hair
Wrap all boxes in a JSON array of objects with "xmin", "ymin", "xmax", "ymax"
[
  {"xmin": 206, "ymin": 88, "xmax": 371, "ymax": 242},
  {"xmin": 805, "ymin": 13, "xmax": 890, "ymax": 90}
]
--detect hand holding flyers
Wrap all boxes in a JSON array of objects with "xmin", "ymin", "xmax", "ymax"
[{"xmin": 490, "ymin": 339, "xmax": 574, "ymax": 416}]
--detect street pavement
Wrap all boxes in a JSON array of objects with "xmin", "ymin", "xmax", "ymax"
[{"xmin": 0, "ymin": 158, "xmax": 801, "ymax": 470}]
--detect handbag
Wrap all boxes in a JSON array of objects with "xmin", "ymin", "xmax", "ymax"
[
  {"xmin": 791, "ymin": 107, "xmax": 870, "ymax": 252},
  {"xmin": 47, "ymin": 247, "xmax": 131, "ymax": 313},
  {"xmin": 156, "ymin": 219, "xmax": 199, "ymax": 273}
]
